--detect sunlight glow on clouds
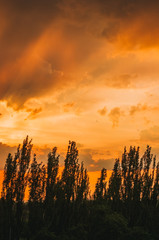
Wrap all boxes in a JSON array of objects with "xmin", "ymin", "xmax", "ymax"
[{"xmin": 1, "ymin": 0, "xmax": 159, "ymax": 170}]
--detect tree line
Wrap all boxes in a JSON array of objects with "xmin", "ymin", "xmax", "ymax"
[{"xmin": 0, "ymin": 136, "xmax": 159, "ymax": 240}]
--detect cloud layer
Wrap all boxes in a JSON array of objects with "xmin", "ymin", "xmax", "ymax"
[
  {"xmin": 1, "ymin": 0, "xmax": 159, "ymax": 107},
  {"xmin": 1, "ymin": 0, "xmax": 159, "ymax": 172}
]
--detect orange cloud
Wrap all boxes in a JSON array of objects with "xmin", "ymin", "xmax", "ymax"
[
  {"xmin": 63, "ymin": 102, "xmax": 75, "ymax": 112},
  {"xmin": 140, "ymin": 125, "xmax": 159, "ymax": 143},
  {"xmin": 0, "ymin": 142, "xmax": 16, "ymax": 169},
  {"xmin": 108, "ymin": 107, "xmax": 122, "ymax": 127},
  {"xmin": 105, "ymin": 74, "xmax": 137, "ymax": 89},
  {"xmin": 1, "ymin": 0, "xmax": 159, "ymax": 173},
  {"xmin": 98, "ymin": 106, "xmax": 107, "ymax": 116},
  {"xmin": 130, "ymin": 104, "xmax": 148, "ymax": 116},
  {"xmin": 1, "ymin": 0, "xmax": 159, "ymax": 109},
  {"xmin": 26, "ymin": 108, "xmax": 42, "ymax": 120}
]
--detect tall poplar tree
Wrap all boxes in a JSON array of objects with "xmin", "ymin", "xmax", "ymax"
[
  {"xmin": 14, "ymin": 136, "xmax": 32, "ymax": 240},
  {"xmin": 28, "ymin": 154, "xmax": 46, "ymax": 236},
  {"xmin": 94, "ymin": 168, "xmax": 107, "ymax": 200},
  {"xmin": 62, "ymin": 141, "xmax": 79, "ymax": 202},
  {"xmin": 45, "ymin": 147, "xmax": 59, "ymax": 204}
]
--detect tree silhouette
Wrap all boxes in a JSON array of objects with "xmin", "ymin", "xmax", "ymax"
[
  {"xmin": 1, "ymin": 152, "xmax": 18, "ymax": 240},
  {"xmin": 62, "ymin": 141, "xmax": 79, "ymax": 202},
  {"xmin": 44, "ymin": 147, "xmax": 59, "ymax": 227},
  {"xmin": 142, "ymin": 146, "xmax": 155, "ymax": 203},
  {"xmin": 45, "ymin": 147, "xmax": 59, "ymax": 204},
  {"xmin": 94, "ymin": 168, "xmax": 107, "ymax": 201},
  {"xmin": 108, "ymin": 159, "xmax": 121, "ymax": 209},
  {"xmin": 14, "ymin": 136, "xmax": 32, "ymax": 240},
  {"xmin": 28, "ymin": 154, "xmax": 46, "ymax": 236},
  {"xmin": 1, "ymin": 137, "xmax": 159, "ymax": 240},
  {"xmin": 76, "ymin": 161, "xmax": 89, "ymax": 202},
  {"xmin": 152, "ymin": 162, "xmax": 159, "ymax": 206},
  {"xmin": 28, "ymin": 154, "xmax": 46, "ymax": 203}
]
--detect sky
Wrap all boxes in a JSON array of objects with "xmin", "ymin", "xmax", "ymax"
[{"xmin": 0, "ymin": 0, "xmax": 159, "ymax": 173}]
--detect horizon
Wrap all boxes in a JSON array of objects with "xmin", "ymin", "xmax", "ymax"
[{"xmin": 0, "ymin": 137, "xmax": 157, "ymax": 197}]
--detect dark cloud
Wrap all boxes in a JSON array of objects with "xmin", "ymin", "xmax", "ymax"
[
  {"xmin": 0, "ymin": 140, "xmax": 66, "ymax": 170},
  {"xmin": 93, "ymin": 0, "xmax": 159, "ymax": 51},
  {"xmin": 0, "ymin": 0, "xmax": 99, "ymax": 107},
  {"xmin": 0, "ymin": 141, "xmax": 52, "ymax": 170},
  {"xmin": 79, "ymin": 150, "xmax": 114, "ymax": 171},
  {"xmin": 0, "ymin": 0, "xmax": 64, "ymax": 108},
  {"xmin": 1, "ymin": 0, "xmax": 159, "ymax": 107},
  {"xmin": 0, "ymin": 58, "xmax": 64, "ymax": 108},
  {"xmin": 0, "ymin": 142, "xmax": 17, "ymax": 169},
  {"xmin": 0, "ymin": 139, "xmax": 113, "ymax": 171},
  {"xmin": 0, "ymin": 0, "xmax": 59, "ymax": 65}
]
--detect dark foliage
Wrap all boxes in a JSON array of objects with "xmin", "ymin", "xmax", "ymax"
[{"xmin": 0, "ymin": 138, "xmax": 159, "ymax": 240}]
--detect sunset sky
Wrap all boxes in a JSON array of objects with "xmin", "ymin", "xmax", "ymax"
[{"xmin": 0, "ymin": 0, "xmax": 159, "ymax": 173}]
